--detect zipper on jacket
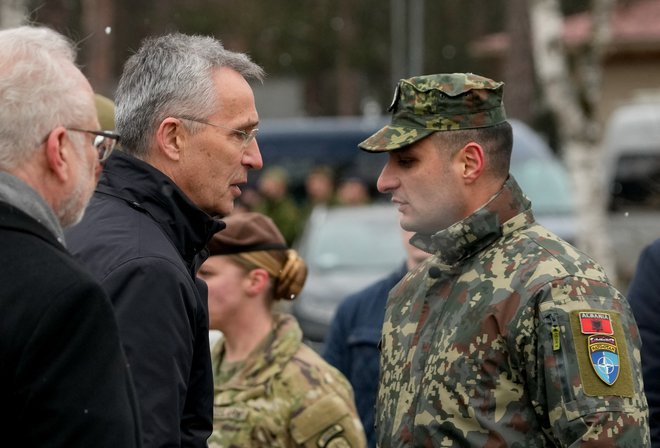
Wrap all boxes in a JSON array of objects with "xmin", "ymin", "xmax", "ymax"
[{"xmin": 546, "ymin": 312, "xmax": 573, "ymax": 401}]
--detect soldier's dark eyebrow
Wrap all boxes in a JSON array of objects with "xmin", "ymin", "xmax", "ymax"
[{"xmin": 392, "ymin": 146, "xmax": 413, "ymax": 155}]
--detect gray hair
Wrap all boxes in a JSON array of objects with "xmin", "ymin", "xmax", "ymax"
[
  {"xmin": 0, "ymin": 26, "xmax": 93, "ymax": 169},
  {"xmin": 115, "ymin": 33, "xmax": 265, "ymax": 158}
]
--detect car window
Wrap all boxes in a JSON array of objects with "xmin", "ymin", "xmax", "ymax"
[
  {"xmin": 510, "ymin": 119, "xmax": 575, "ymax": 216},
  {"xmin": 301, "ymin": 207, "xmax": 404, "ymax": 271},
  {"xmin": 511, "ymin": 158, "xmax": 574, "ymax": 215},
  {"xmin": 609, "ymin": 152, "xmax": 660, "ymax": 210}
]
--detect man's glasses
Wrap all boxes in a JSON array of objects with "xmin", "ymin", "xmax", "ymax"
[
  {"xmin": 67, "ymin": 128, "xmax": 120, "ymax": 162},
  {"xmin": 177, "ymin": 115, "xmax": 258, "ymax": 148}
]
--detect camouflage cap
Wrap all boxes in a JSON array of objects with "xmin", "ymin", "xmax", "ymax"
[{"xmin": 359, "ymin": 73, "xmax": 506, "ymax": 152}]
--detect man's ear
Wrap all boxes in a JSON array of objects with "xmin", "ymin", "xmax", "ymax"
[
  {"xmin": 44, "ymin": 126, "xmax": 71, "ymax": 182},
  {"xmin": 155, "ymin": 117, "xmax": 186, "ymax": 161},
  {"xmin": 457, "ymin": 142, "xmax": 485, "ymax": 183}
]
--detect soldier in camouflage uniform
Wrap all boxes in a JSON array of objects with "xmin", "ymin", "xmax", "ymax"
[
  {"xmin": 198, "ymin": 212, "xmax": 366, "ymax": 448},
  {"xmin": 359, "ymin": 73, "xmax": 650, "ymax": 447}
]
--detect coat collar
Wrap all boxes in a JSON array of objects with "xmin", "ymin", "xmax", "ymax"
[
  {"xmin": 411, "ymin": 176, "xmax": 535, "ymax": 271},
  {"xmin": 0, "ymin": 171, "xmax": 65, "ymax": 245},
  {"xmin": 96, "ymin": 151, "xmax": 224, "ymax": 266}
]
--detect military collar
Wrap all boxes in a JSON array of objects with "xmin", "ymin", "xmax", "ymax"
[{"xmin": 411, "ymin": 176, "xmax": 534, "ymax": 271}]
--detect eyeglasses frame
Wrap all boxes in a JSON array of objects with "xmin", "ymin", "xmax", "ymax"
[
  {"xmin": 176, "ymin": 115, "xmax": 258, "ymax": 148},
  {"xmin": 66, "ymin": 128, "xmax": 120, "ymax": 162}
]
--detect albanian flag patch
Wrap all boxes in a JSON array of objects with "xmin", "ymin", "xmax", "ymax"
[{"xmin": 579, "ymin": 311, "xmax": 613, "ymax": 335}]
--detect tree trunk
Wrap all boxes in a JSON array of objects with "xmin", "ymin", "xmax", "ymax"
[
  {"xmin": 529, "ymin": 0, "xmax": 618, "ymax": 282},
  {"xmin": 335, "ymin": 0, "xmax": 360, "ymax": 115},
  {"xmin": 0, "ymin": 0, "xmax": 26, "ymax": 28},
  {"xmin": 504, "ymin": 0, "xmax": 534, "ymax": 122},
  {"xmin": 81, "ymin": 0, "xmax": 116, "ymax": 96}
]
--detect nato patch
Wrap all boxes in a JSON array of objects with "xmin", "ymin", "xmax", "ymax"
[
  {"xmin": 578, "ymin": 311, "xmax": 613, "ymax": 335},
  {"xmin": 588, "ymin": 334, "xmax": 620, "ymax": 385},
  {"xmin": 570, "ymin": 310, "xmax": 633, "ymax": 397}
]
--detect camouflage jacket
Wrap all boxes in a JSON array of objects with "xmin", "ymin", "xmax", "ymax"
[
  {"xmin": 376, "ymin": 176, "xmax": 650, "ymax": 447},
  {"xmin": 209, "ymin": 313, "xmax": 366, "ymax": 448}
]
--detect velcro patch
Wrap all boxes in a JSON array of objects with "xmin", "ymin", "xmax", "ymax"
[
  {"xmin": 578, "ymin": 311, "xmax": 613, "ymax": 335},
  {"xmin": 570, "ymin": 310, "xmax": 633, "ymax": 397}
]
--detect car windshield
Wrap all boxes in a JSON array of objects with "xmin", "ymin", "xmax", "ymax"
[{"xmin": 301, "ymin": 207, "xmax": 405, "ymax": 271}]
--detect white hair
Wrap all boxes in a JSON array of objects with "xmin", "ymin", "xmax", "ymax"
[{"xmin": 0, "ymin": 26, "xmax": 94, "ymax": 169}]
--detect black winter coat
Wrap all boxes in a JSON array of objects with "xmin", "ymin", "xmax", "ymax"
[
  {"xmin": 628, "ymin": 238, "xmax": 660, "ymax": 448},
  {"xmin": 66, "ymin": 151, "xmax": 223, "ymax": 448},
  {"xmin": 0, "ymin": 202, "xmax": 141, "ymax": 447}
]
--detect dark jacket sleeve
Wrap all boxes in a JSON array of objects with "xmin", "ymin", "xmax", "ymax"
[
  {"xmin": 17, "ymin": 278, "xmax": 142, "ymax": 448},
  {"xmin": 102, "ymin": 257, "xmax": 212, "ymax": 448},
  {"xmin": 628, "ymin": 239, "xmax": 660, "ymax": 448},
  {"xmin": 323, "ymin": 298, "xmax": 352, "ymax": 376}
]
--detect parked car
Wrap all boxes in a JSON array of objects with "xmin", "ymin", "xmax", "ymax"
[
  {"xmin": 291, "ymin": 203, "xmax": 405, "ymax": 349},
  {"xmin": 289, "ymin": 119, "xmax": 579, "ymax": 347},
  {"xmin": 255, "ymin": 116, "xmax": 389, "ymax": 201},
  {"xmin": 602, "ymin": 101, "xmax": 660, "ymax": 287},
  {"xmin": 509, "ymin": 119, "xmax": 576, "ymax": 244}
]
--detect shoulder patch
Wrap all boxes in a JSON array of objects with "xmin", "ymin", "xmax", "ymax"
[
  {"xmin": 578, "ymin": 311, "xmax": 613, "ymax": 335},
  {"xmin": 570, "ymin": 310, "xmax": 633, "ymax": 397},
  {"xmin": 290, "ymin": 395, "xmax": 349, "ymax": 444}
]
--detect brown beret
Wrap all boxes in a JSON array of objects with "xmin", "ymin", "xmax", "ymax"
[{"xmin": 208, "ymin": 212, "xmax": 288, "ymax": 256}]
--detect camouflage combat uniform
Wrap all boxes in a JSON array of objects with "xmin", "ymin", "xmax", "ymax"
[
  {"xmin": 376, "ymin": 176, "xmax": 650, "ymax": 447},
  {"xmin": 209, "ymin": 312, "xmax": 366, "ymax": 448}
]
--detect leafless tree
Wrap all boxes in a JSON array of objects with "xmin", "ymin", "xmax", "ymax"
[
  {"xmin": 529, "ymin": 0, "xmax": 617, "ymax": 280},
  {"xmin": 81, "ymin": 0, "xmax": 116, "ymax": 96},
  {"xmin": 504, "ymin": 0, "xmax": 535, "ymax": 121}
]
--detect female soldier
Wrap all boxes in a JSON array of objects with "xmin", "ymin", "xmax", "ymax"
[{"xmin": 199, "ymin": 212, "xmax": 366, "ymax": 448}]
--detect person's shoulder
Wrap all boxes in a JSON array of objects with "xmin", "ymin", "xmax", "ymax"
[
  {"xmin": 285, "ymin": 345, "xmax": 366, "ymax": 447},
  {"xmin": 500, "ymin": 223, "xmax": 610, "ymax": 283},
  {"xmin": 338, "ymin": 264, "xmax": 406, "ymax": 312},
  {"xmin": 285, "ymin": 343, "xmax": 351, "ymax": 389},
  {"xmin": 644, "ymin": 238, "xmax": 660, "ymax": 257}
]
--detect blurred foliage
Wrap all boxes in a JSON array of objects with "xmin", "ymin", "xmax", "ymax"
[{"xmin": 27, "ymin": 0, "xmax": 590, "ymax": 116}]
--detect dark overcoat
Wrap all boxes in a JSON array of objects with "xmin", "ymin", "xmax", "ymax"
[{"xmin": 0, "ymin": 202, "xmax": 141, "ymax": 447}]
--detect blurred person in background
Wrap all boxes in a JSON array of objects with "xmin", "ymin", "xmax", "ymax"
[
  {"xmin": 336, "ymin": 176, "xmax": 371, "ymax": 206},
  {"xmin": 95, "ymin": 93, "xmax": 116, "ymax": 130},
  {"xmin": 66, "ymin": 32, "xmax": 264, "ymax": 447},
  {"xmin": 0, "ymin": 25, "xmax": 140, "ymax": 447},
  {"xmin": 324, "ymin": 229, "xmax": 430, "ymax": 447},
  {"xmin": 628, "ymin": 238, "xmax": 660, "ymax": 447},
  {"xmin": 199, "ymin": 212, "xmax": 367, "ymax": 448},
  {"xmin": 301, "ymin": 165, "xmax": 337, "ymax": 218},
  {"xmin": 255, "ymin": 166, "xmax": 302, "ymax": 245},
  {"xmin": 360, "ymin": 73, "xmax": 650, "ymax": 446}
]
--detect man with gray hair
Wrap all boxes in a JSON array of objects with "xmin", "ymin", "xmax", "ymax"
[
  {"xmin": 66, "ymin": 32, "xmax": 264, "ymax": 447},
  {"xmin": 0, "ymin": 26, "xmax": 140, "ymax": 446}
]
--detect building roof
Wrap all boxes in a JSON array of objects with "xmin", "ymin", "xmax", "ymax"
[{"xmin": 471, "ymin": 0, "xmax": 660, "ymax": 57}]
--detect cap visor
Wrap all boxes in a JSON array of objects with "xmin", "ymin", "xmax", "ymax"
[{"xmin": 358, "ymin": 125, "xmax": 434, "ymax": 152}]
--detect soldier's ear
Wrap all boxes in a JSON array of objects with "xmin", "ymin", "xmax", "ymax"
[{"xmin": 456, "ymin": 142, "xmax": 484, "ymax": 184}]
